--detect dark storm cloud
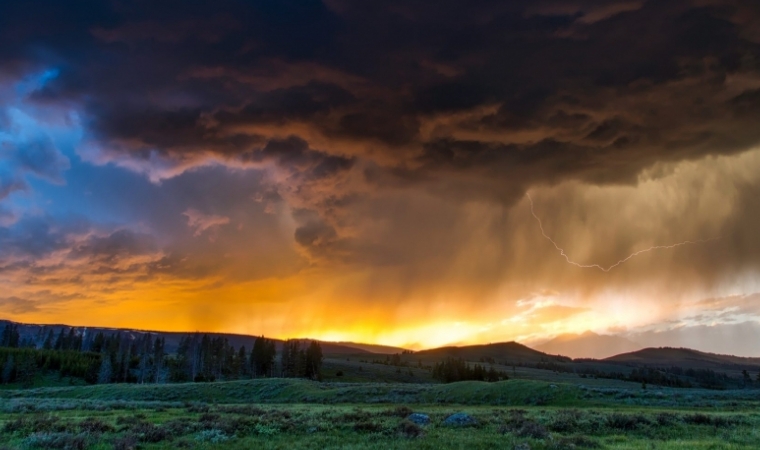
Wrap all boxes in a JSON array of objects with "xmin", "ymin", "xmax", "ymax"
[{"xmin": 3, "ymin": 0, "xmax": 760, "ymax": 264}]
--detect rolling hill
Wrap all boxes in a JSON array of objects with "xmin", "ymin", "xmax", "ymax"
[
  {"xmin": 605, "ymin": 347, "xmax": 760, "ymax": 370},
  {"xmin": 412, "ymin": 341, "xmax": 571, "ymax": 364}
]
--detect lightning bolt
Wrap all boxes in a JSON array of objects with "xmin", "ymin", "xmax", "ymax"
[{"xmin": 526, "ymin": 193, "xmax": 719, "ymax": 272}]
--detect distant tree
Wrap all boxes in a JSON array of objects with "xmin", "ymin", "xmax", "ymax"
[
  {"xmin": 16, "ymin": 354, "xmax": 36, "ymax": 387},
  {"xmin": 42, "ymin": 329, "xmax": 55, "ymax": 350},
  {"xmin": 237, "ymin": 346, "xmax": 247, "ymax": 377},
  {"xmin": 252, "ymin": 336, "xmax": 277, "ymax": 377},
  {"xmin": 152, "ymin": 337, "xmax": 166, "ymax": 383},
  {"xmin": 2, "ymin": 355, "xmax": 14, "ymax": 383},
  {"xmin": 281, "ymin": 340, "xmax": 301, "ymax": 378},
  {"xmin": 98, "ymin": 355, "xmax": 112, "ymax": 384},
  {"xmin": 53, "ymin": 329, "xmax": 65, "ymax": 350},
  {"xmin": 304, "ymin": 341, "xmax": 323, "ymax": 381},
  {"xmin": 0, "ymin": 324, "xmax": 20, "ymax": 348}
]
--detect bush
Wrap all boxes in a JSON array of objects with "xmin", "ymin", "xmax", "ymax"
[
  {"xmin": 547, "ymin": 410, "xmax": 582, "ymax": 432},
  {"xmin": 22, "ymin": 432, "xmax": 89, "ymax": 450},
  {"xmin": 130, "ymin": 422, "xmax": 171, "ymax": 443},
  {"xmin": 3, "ymin": 415, "xmax": 72, "ymax": 434},
  {"xmin": 253, "ymin": 423, "xmax": 279, "ymax": 437},
  {"xmin": 161, "ymin": 418, "xmax": 198, "ymax": 437},
  {"xmin": 216, "ymin": 405, "xmax": 265, "ymax": 416},
  {"xmin": 606, "ymin": 413, "xmax": 650, "ymax": 430},
  {"xmin": 515, "ymin": 420, "xmax": 550, "ymax": 439},
  {"xmin": 398, "ymin": 420, "xmax": 424, "ymax": 438},
  {"xmin": 382, "ymin": 405, "xmax": 413, "ymax": 418},
  {"xmin": 112, "ymin": 433, "xmax": 139, "ymax": 450},
  {"xmin": 655, "ymin": 412, "xmax": 678, "ymax": 426},
  {"xmin": 353, "ymin": 420, "xmax": 383, "ymax": 433},
  {"xmin": 550, "ymin": 435, "xmax": 601, "ymax": 449},
  {"xmin": 79, "ymin": 417, "xmax": 114, "ymax": 434},
  {"xmin": 683, "ymin": 413, "xmax": 742, "ymax": 427},
  {"xmin": 195, "ymin": 429, "xmax": 230, "ymax": 444}
]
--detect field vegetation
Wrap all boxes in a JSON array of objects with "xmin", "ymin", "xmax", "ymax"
[
  {"xmin": 2, "ymin": 379, "xmax": 760, "ymax": 449},
  {"xmin": 3, "ymin": 322, "xmax": 760, "ymax": 448}
]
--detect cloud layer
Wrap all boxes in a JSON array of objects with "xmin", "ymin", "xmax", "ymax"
[{"xmin": 2, "ymin": 0, "xmax": 760, "ymax": 349}]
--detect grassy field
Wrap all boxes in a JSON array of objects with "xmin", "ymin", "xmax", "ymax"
[{"xmin": 2, "ymin": 379, "xmax": 760, "ymax": 449}]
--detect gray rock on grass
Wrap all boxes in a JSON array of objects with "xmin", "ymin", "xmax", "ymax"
[
  {"xmin": 406, "ymin": 413, "xmax": 430, "ymax": 425},
  {"xmin": 442, "ymin": 412, "xmax": 477, "ymax": 427}
]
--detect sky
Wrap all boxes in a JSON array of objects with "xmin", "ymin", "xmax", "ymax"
[{"xmin": 2, "ymin": 0, "xmax": 760, "ymax": 353}]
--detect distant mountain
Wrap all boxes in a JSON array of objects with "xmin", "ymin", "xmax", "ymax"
[
  {"xmin": 413, "ymin": 341, "xmax": 570, "ymax": 364},
  {"xmin": 534, "ymin": 331, "xmax": 642, "ymax": 359},
  {"xmin": 327, "ymin": 341, "xmax": 407, "ymax": 354},
  {"xmin": 629, "ymin": 322, "xmax": 760, "ymax": 358},
  {"xmin": 0, "ymin": 319, "xmax": 369, "ymax": 355},
  {"xmin": 605, "ymin": 347, "xmax": 760, "ymax": 370}
]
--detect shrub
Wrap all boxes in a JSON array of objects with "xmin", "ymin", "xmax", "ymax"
[
  {"xmin": 161, "ymin": 418, "xmax": 198, "ymax": 437},
  {"xmin": 195, "ymin": 429, "xmax": 230, "ymax": 444},
  {"xmin": 515, "ymin": 420, "xmax": 550, "ymax": 439},
  {"xmin": 22, "ymin": 432, "xmax": 88, "ymax": 450},
  {"xmin": 254, "ymin": 423, "xmax": 279, "ymax": 437},
  {"xmin": 548, "ymin": 410, "xmax": 582, "ymax": 432},
  {"xmin": 382, "ymin": 405, "xmax": 414, "ymax": 418},
  {"xmin": 550, "ymin": 435, "xmax": 601, "ymax": 449},
  {"xmin": 3, "ymin": 415, "xmax": 72, "ymax": 434},
  {"xmin": 112, "ymin": 433, "xmax": 139, "ymax": 450},
  {"xmin": 79, "ymin": 417, "xmax": 114, "ymax": 434},
  {"xmin": 216, "ymin": 405, "xmax": 265, "ymax": 416},
  {"xmin": 116, "ymin": 414, "xmax": 146, "ymax": 428},
  {"xmin": 682, "ymin": 413, "xmax": 742, "ymax": 427},
  {"xmin": 353, "ymin": 420, "xmax": 383, "ymax": 433},
  {"xmin": 2, "ymin": 417, "xmax": 27, "ymax": 433},
  {"xmin": 342, "ymin": 409, "xmax": 372, "ymax": 421},
  {"xmin": 655, "ymin": 412, "xmax": 678, "ymax": 426},
  {"xmin": 398, "ymin": 420, "xmax": 424, "ymax": 438},
  {"xmin": 606, "ymin": 413, "xmax": 650, "ymax": 430},
  {"xmin": 130, "ymin": 422, "xmax": 171, "ymax": 443},
  {"xmin": 186, "ymin": 403, "xmax": 210, "ymax": 413}
]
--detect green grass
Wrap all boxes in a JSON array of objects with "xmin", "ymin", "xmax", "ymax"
[
  {"xmin": 2, "ymin": 379, "xmax": 760, "ymax": 449},
  {"xmin": 1, "ymin": 400, "xmax": 759, "ymax": 449},
  {"xmin": 0, "ymin": 379, "xmax": 580, "ymax": 406}
]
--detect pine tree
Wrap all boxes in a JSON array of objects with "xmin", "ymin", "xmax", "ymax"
[
  {"xmin": 2, "ymin": 355, "xmax": 14, "ymax": 383},
  {"xmin": 43, "ymin": 329, "xmax": 55, "ymax": 350},
  {"xmin": 98, "ymin": 355, "xmax": 112, "ymax": 384},
  {"xmin": 153, "ymin": 337, "xmax": 165, "ymax": 383},
  {"xmin": 0, "ymin": 324, "xmax": 20, "ymax": 348},
  {"xmin": 304, "ymin": 341, "xmax": 323, "ymax": 381}
]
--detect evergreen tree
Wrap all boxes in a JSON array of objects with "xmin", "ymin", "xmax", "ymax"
[
  {"xmin": 0, "ymin": 324, "xmax": 20, "ymax": 348},
  {"xmin": 43, "ymin": 329, "xmax": 55, "ymax": 350},
  {"xmin": 16, "ymin": 354, "xmax": 36, "ymax": 387},
  {"xmin": 54, "ymin": 329, "xmax": 65, "ymax": 350},
  {"xmin": 97, "ymin": 354, "xmax": 112, "ymax": 384},
  {"xmin": 252, "ymin": 336, "xmax": 277, "ymax": 377},
  {"xmin": 152, "ymin": 337, "xmax": 166, "ymax": 383},
  {"xmin": 304, "ymin": 341, "xmax": 323, "ymax": 381},
  {"xmin": 2, "ymin": 355, "xmax": 14, "ymax": 383}
]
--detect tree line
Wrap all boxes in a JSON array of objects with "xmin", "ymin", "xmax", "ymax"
[
  {"xmin": 0, "ymin": 323, "xmax": 322, "ymax": 386},
  {"xmin": 431, "ymin": 357, "xmax": 508, "ymax": 383}
]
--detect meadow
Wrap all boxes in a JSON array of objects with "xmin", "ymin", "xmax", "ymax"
[{"xmin": 2, "ymin": 378, "xmax": 760, "ymax": 449}]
